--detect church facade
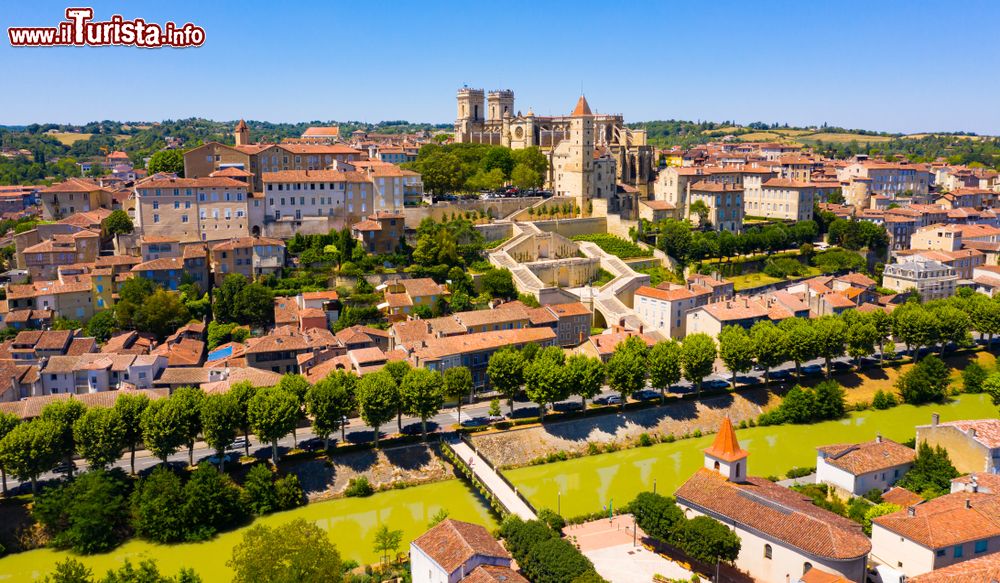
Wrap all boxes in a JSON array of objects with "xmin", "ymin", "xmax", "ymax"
[{"xmin": 453, "ymin": 88, "xmax": 654, "ymax": 202}]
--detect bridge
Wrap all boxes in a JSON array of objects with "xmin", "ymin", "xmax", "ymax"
[{"xmin": 442, "ymin": 435, "xmax": 537, "ymax": 521}]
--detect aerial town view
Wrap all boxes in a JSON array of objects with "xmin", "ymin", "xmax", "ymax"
[{"xmin": 2, "ymin": 2, "xmax": 1000, "ymax": 582}]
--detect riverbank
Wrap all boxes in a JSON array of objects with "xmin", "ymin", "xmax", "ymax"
[
  {"xmin": 505, "ymin": 393, "xmax": 996, "ymax": 518},
  {"xmin": 0, "ymin": 476, "xmax": 496, "ymax": 581}
]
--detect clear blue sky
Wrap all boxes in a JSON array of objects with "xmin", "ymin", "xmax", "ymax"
[{"xmin": 2, "ymin": 0, "xmax": 999, "ymax": 134}]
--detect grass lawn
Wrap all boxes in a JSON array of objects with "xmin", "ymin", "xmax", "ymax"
[
  {"xmin": 45, "ymin": 132, "xmax": 93, "ymax": 145},
  {"xmin": 796, "ymin": 349, "xmax": 998, "ymax": 406},
  {"xmin": 727, "ymin": 266, "xmax": 823, "ymax": 291}
]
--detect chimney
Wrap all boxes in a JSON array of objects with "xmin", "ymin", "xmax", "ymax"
[
  {"xmin": 639, "ymin": 324, "xmax": 644, "ymax": 334},
  {"xmin": 907, "ymin": 506, "xmax": 916, "ymax": 517},
  {"xmin": 970, "ymin": 428, "xmax": 977, "ymax": 438},
  {"xmin": 876, "ymin": 433, "xmax": 883, "ymax": 444},
  {"xmin": 931, "ymin": 413, "xmax": 940, "ymax": 426},
  {"xmin": 966, "ymin": 499, "xmax": 972, "ymax": 509}
]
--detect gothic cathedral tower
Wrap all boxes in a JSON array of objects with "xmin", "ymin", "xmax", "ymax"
[{"xmin": 455, "ymin": 87, "xmax": 485, "ymax": 143}]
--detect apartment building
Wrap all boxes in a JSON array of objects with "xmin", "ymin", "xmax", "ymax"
[
  {"xmin": 871, "ymin": 491, "xmax": 1000, "ymax": 578},
  {"xmin": 900, "ymin": 249, "xmax": 984, "ymax": 280},
  {"xmin": 838, "ymin": 161, "xmax": 931, "ymax": 197},
  {"xmin": 815, "ymin": 435, "xmax": 916, "ymax": 496},
  {"xmin": 130, "ymin": 246, "xmax": 209, "ymax": 292},
  {"xmin": 134, "ymin": 176, "xmax": 250, "ymax": 243},
  {"xmin": 688, "ymin": 181, "xmax": 743, "ymax": 232},
  {"xmin": 882, "ymin": 259, "xmax": 958, "ymax": 300},
  {"xmin": 7, "ymin": 274, "xmax": 96, "ymax": 322},
  {"xmin": 686, "ymin": 293, "xmax": 809, "ymax": 338},
  {"xmin": 38, "ymin": 177, "xmax": 113, "ymax": 220},
  {"xmin": 381, "ymin": 278, "xmax": 448, "ymax": 320},
  {"xmin": 39, "ymin": 353, "xmax": 167, "ymax": 395},
  {"xmin": 261, "ymin": 169, "xmax": 375, "ymax": 227},
  {"xmin": 208, "ymin": 237, "xmax": 286, "ymax": 286},
  {"xmin": 352, "ymin": 210, "xmax": 405, "ymax": 254},
  {"xmin": 411, "ymin": 327, "xmax": 557, "ymax": 387},
  {"xmin": 916, "ymin": 417, "xmax": 1000, "ymax": 475},
  {"xmin": 743, "ymin": 178, "xmax": 830, "ymax": 221},
  {"xmin": 20, "ymin": 229, "xmax": 100, "ymax": 281}
]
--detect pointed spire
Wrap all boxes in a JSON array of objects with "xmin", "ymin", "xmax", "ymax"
[
  {"xmin": 571, "ymin": 95, "xmax": 592, "ymax": 117},
  {"xmin": 235, "ymin": 119, "xmax": 248, "ymax": 131},
  {"xmin": 704, "ymin": 417, "xmax": 748, "ymax": 462}
]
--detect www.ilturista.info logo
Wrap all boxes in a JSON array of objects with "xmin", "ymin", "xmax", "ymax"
[{"xmin": 8, "ymin": 8, "xmax": 205, "ymax": 48}]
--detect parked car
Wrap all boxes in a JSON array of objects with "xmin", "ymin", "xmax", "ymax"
[
  {"xmin": 227, "ymin": 437, "xmax": 248, "ymax": 451},
  {"xmin": 768, "ymin": 369, "xmax": 792, "ymax": 380},
  {"xmin": 488, "ymin": 414, "xmax": 505, "ymax": 423},
  {"xmin": 632, "ymin": 389, "xmax": 660, "ymax": 401},
  {"xmin": 206, "ymin": 453, "xmax": 232, "ymax": 466},
  {"xmin": 53, "ymin": 461, "xmax": 77, "ymax": 475},
  {"xmin": 461, "ymin": 417, "xmax": 488, "ymax": 428},
  {"xmin": 606, "ymin": 395, "xmax": 622, "ymax": 405},
  {"xmin": 702, "ymin": 378, "xmax": 730, "ymax": 390},
  {"xmin": 802, "ymin": 364, "xmax": 823, "ymax": 375}
]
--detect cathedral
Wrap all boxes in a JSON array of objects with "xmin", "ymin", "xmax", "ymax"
[{"xmin": 453, "ymin": 88, "xmax": 654, "ymax": 204}]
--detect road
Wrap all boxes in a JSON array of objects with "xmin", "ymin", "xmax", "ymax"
[{"xmin": 6, "ymin": 340, "xmax": 967, "ymax": 493}]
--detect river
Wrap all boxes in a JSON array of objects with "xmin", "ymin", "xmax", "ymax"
[{"xmin": 1, "ymin": 393, "xmax": 993, "ymax": 580}]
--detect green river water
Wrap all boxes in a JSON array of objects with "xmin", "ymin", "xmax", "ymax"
[{"xmin": 0, "ymin": 394, "xmax": 994, "ymax": 581}]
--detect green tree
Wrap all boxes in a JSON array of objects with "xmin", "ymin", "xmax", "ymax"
[
  {"xmin": 235, "ymin": 283, "xmax": 275, "ymax": 329},
  {"xmin": 85, "ymin": 309, "xmax": 119, "ymax": 343},
  {"xmin": 130, "ymin": 467, "xmax": 187, "ymax": 543},
  {"xmin": 932, "ymin": 304, "xmax": 971, "ymax": 355},
  {"xmin": 114, "ymin": 393, "xmax": 149, "ymax": 474},
  {"xmin": 565, "ymin": 354, "xmax": 605, "ymax": 409},
  {"xmin": 213, "ymin": 274, "xmax": 247, "ymax": 324},
  {"xmin": 647, "ymin": 340, "xmax": 682, "ymax": 403},
  {"xmin": 383, "ymin": 360, "xmax": 410, "ymax": 432},
  {"xmin": 896, "ymin": 354, "xmax": 951, "ymax": 404},
  {"xmin": 605, "ymin": 336, "xmax": 649, "ymax": 409},
  {"xmin": 401, "ymin": 368, "xmax": 445, "ymax": 440},
  {"xmin": 671, "ymin": 515, "xmax": 741, "ymax": 564},
  {"xmin": 100, "ymin": 209, "xmax": 133, "ymax": 238},
  {"xmin": 863, "ymin": 503, "xmax": 900, "ymax": 536},
  {"xmin": 718, "ymin": 325, "xmax": 754, "ymax": 388},
  {"xmin": 276, "ymin": 374, "xmax": 310, "ymax": 447},
  {"xmin": 228, "ymin": 518, "xmax": 342, "ymax": 583},
  {"xmin": 147, "ymin": 149, "xmax": 185, "ymax": 176},
  {"xmin": 42, "ymin": 558, "xmax": 93, "ymax": 583},
  {"xmin": 42, "ymin": 399, "xmax": 87, "ymax": 478},
  {"xmin": 242, "ymin": 464, "xmax": 278, "ymax": 515},
  {"xmin": 778, "ymin": 318, "xmax": 816, "ymax": 379},
  {"xmin": 898, "ymin": 442, "xmax": 959, "ymax": 498},
  {"xmin": 229, "ymin": 381, "xmax": 257, "ymax": 458},
  {"xmin": 306, "ymin": 373, "xmax": 354, "ymax": 450},
  {"xmin": 627, "ymin": 492, "xmax": 685, "ymax": 542},
  {"xmin": 0, "ymin": 411, "xmax": 18, "ymax": 495},
  {"xmin": 141, "ymin": 398, "xmax": 187, "ymax": 465},
  {"xmin": 133, "ymin": 289, "xmax": 191, "ymax": 341},
  {"xmin": 962, "ymin": 362, "xmax": 988, "ymax": 394},
  {"xmin": 0, "ymin": 418, "xmax": 61, "ymax": 493},
  {"xmin": 524, "ymin": 346, "xmax": 569, "ymax": 419},
  {"xmin": 892, "ymin": 303, "xmax": 939, "ymax": 359},
  {"xmin": 73, "ymin": 407, "xmax": 125, "ymax": 470},
  {"xmin": 171, "ymin": 387, "xmax": 206, "ymax": 467},
  {"xmin": 812, "ymin": 316, "xmax": 848, "ymax": 376},
  {"xmin": 372, "ymin": 524, "xmax": 403, "ymax": 569},
  {"xmin": 248, "ymin": 387, "xmax": 300, "ymax": 464},
  {"xmin": 33, "ymin": 469, "xmax": 130, "ymax": 554},
  {"xmin": 487, "ymin": 348, "xmax": 525, "ymax": 415},
  {"xmin": 181, "ymin": 463, "xmax": 245, "ymax": 541},
  {"xmin": 510, "ymin": 163, "xmax": 542, "ymax": 189},
  {"xmin": 480, "ymin": 268, "xmax": 516, "ymax": 299},
  {"xmin": 681, "ymin": 333, "xmax": 716, "ymax": 394},
  {"xmin": 200, "ymin": 393, "xmax": 240, "ymax": 471},
  {"xmin": 443, "ymin": 366, "xmax": 473, "ymax": 424},
  {"xmin": 813, "ymin": 380, "xmax": 847, "ymax": 420},
  {"xmin": 356, "ymin": 371, "xmax": 397, "ymax": 448},
  {"xmin": 846, "ymin": 316, "xmax": 879, "ymax": 369}
]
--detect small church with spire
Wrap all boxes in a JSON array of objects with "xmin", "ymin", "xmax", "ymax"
[{"xmin": 674, "ymin": 418, "xmax": 871, "ymax": 583}]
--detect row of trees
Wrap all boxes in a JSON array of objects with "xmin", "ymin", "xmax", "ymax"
[
  {"xmin": 652, "ymin": 219, "xmax": 821, "ymax": 265},
  {"xmin": 404, "ymin": 143, "xmax": 548, "ymax": 194},
  {"xmin": 628, "ymin": 491, "xmax": 741, "ymax": 565}
]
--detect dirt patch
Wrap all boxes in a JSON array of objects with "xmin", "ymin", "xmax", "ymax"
[
  {"xmin": 284, "ymin": 443, "xmax": 454, "ymax": 501},
  {"xmin": 472, "ymin": 389, "xmax": 779, "ymax": 468}
]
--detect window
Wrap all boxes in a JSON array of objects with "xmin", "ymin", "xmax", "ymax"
[
  {"xmin": 954, "ymin": 545, "xmax": 964, "ymax": 558},
  {"xmin": 975, "ymin": 540, "xmax": 988, "ymax": 554},
  {"xmin": 153, "ymin": 214, "xmax": 160, "ymax": 223},
  {"xmin": 936, "ymin": 549, "xmax": 946, "ymax": 557},
  {"xmin": 764, "ymin": 544, "xmax": 772, "ymax": 559}
]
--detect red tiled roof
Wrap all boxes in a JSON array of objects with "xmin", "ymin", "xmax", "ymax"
[
  {"xmin": 411, "ymin": 519, "xmax": 510, "ymax": 574},
  {"xmin": 909, "ymin": 552, "xmax": 1000, "ymax": 583},
  {"xmin": 676, "ymin": 469, "xmax": 871, "ymax": 560},
  {"xmin": 704, "ymin": 417, "xmax": 748, "ymax": 462},
  {"xmin": 873, "ymin": 491, "xmax": 1000, "ymax": 549},
  {"xmin": 817, "ymin": 438, "xmax": 915, "ymax": 476}
]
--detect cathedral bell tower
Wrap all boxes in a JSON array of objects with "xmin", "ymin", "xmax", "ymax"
[{"xmin": 234, "ymin": 119, "xmax": 250, "ymax": 146}]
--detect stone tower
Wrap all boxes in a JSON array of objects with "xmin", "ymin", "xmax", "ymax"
[
  {"xmin": 564, "ymin": 95, "xmax": 595, "ymax": 201},
  {"xmin": 455, "ymin": 87, "xmax": 485, "ymax": 143},
  {"xmin": 487, "ymin": 89, "xmax": 514, "ymax": 122},
  {"xmin": 234, "ymin": 119, "xmax": 250, "ymax": 146},
  {"xmin": 704, "ymin": 417, "xmax": 749, "ymax": 482}
]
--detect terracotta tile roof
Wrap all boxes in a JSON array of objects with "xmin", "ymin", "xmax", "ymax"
[
  {"xmin": 8, "ymin": 277, "xmax": 92, "ymax": 300},
  {"xmin": 202, "ymin": 367, "xmax": 283, "ymax": 394},
  {"xmin": 454, "ymin": 305, "xmax": 529, "ymax": 329},
  {"xmin": 273, "ymin": 296, "xmax": 299, "ymax": 326},
  {"xmin": 210, "ymin": 236, "xmax": 285, "ymax": 251},
  {"xmin": 836, "ymin": 273, "xmax": 876, "ymax": 287},
  {"xmin": 931, "ymin": 419, "xmax": 1000, "ymax": 448},
  {"xmin": 392, "ymin": 320, "xmax": 432, "ymax": 346},
  {"xmin": 66, "ymin": 337, "xmax": 98, "ymax": 356},
  {"xmin": 546, "ymin": 302, "xmax": 592, "ymax": 318},
  {"xmin": 571, "ymin": 95, "xmax": 592, "ymax": 117},
  {"xmin": 881, "ymin": 486, "xmax": 924, "ymax": 507},
  {"xmin": 276, "ymin": 143, "xmax": 363, "ymax": 156},
  {"xmin": 335, "ymin": 325, "xmax": 386, "ymax": 347},
  {"xmin": 40, "ymin": 177, "xmax": 105, "ymax": 193},
  {"xmin": 35, "ymin": 330, "xmax": 73, "ymax": 351},
  {"xmin": 414, "ymin": 328, "xmax": 556, "ymax": 362},
  {"xmin": 909, "ymin": 552, "xmax": 1000, "ymax": 583},
  {"xmin": 208, "ymin": 167, "xmax": 253, "ymax": 178},
  {"xmin": 799, "ymin": 569, "xmax": 851, "ymax": 583},
  {"xmin": 817, "ymin": 438, "xmax": 915, "ymax": 475},
  {"xmin": 302, "ymin": 290, "xmax": 339, "ymax": 301},
  {"xmin": 245, "ymin": 331, "xmax": 310, "ymax": 354},
  {"xmin": 384, "ymin": 292, "xmax": 412, "ymax": 308},
  {"xmin": 132, "ymin": 257, "xmax": 186, "ymax": 272},
  {"xmin": 155, "ymin": 367, "xmax": 214, "ymax": 385},
  {"xmin": 676, "ymin": 469, "xmax": 871, "ymax": 560},
  {"xmin": 525, "ymin": 307, "xmax": 558, "ymax": 325},
  {"xmin": 873, "ymin": 491, "xmax": 1000, "ymax": 549},
  {"xmin": 411, "ymin": 519, "xmax": 510, "ymax": 574},
  {"xmin": 641, "ymin": 200, "xmax": 676, "ymax": 211},
  {"xmin": 262, "ymin": 169, "xmax": 370, "ymax": 183},
  {"xmin": 587, "ymin": 331, "xmax": 657, "ymax": 356},
  {"xmin": 352, "ymin": 219, "xmax": 381, "ymax": 231},
  {"xmin": 690, "ymin": 180, "xmax": 742, "ymax": 193},
  {"xmin": 400, "ymin": 278, "xmax": 446, "ymax": 298},
  {"xmin": 463, "ymin": 565, "xmax": 528, "ymax": 583},
  {"xmin": 136, "ymin": 177, "xmax": 247, "ymax": 190},
  {"xmin": 635, "ymin": 285, "xmax": 696, "ymax": 302},
  {"xmin": 301, "ymin": 126, "xmax": 340, "ymax": 137},
  {"xmin": 0, "ymin": 388, "xmax": 168, "ymax": 419},
  {"xmin": 152, "ymin": 338, "xmax": 205, "ymax": 366},
  {"xmin": 822, "ymin": 292, "xmax": 857, "ymax": 309}
]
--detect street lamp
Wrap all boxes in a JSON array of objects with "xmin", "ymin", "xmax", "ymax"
[
  {"xmin": 653, "ymin": 478, "xmax": 657, "ymax": 495},
  {"xmin": 558, "ymin": 491, "xmax": 561, "ymax": 516}
]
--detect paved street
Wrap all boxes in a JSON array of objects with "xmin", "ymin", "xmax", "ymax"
[{"xmin": 6, "ymin": 340, "xmax": 961, "ymax": 493}]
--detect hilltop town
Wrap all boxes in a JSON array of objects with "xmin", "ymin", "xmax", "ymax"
[{"xmin": 0, "ymin": 89, "xmax": 998, "ymax": 583}]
